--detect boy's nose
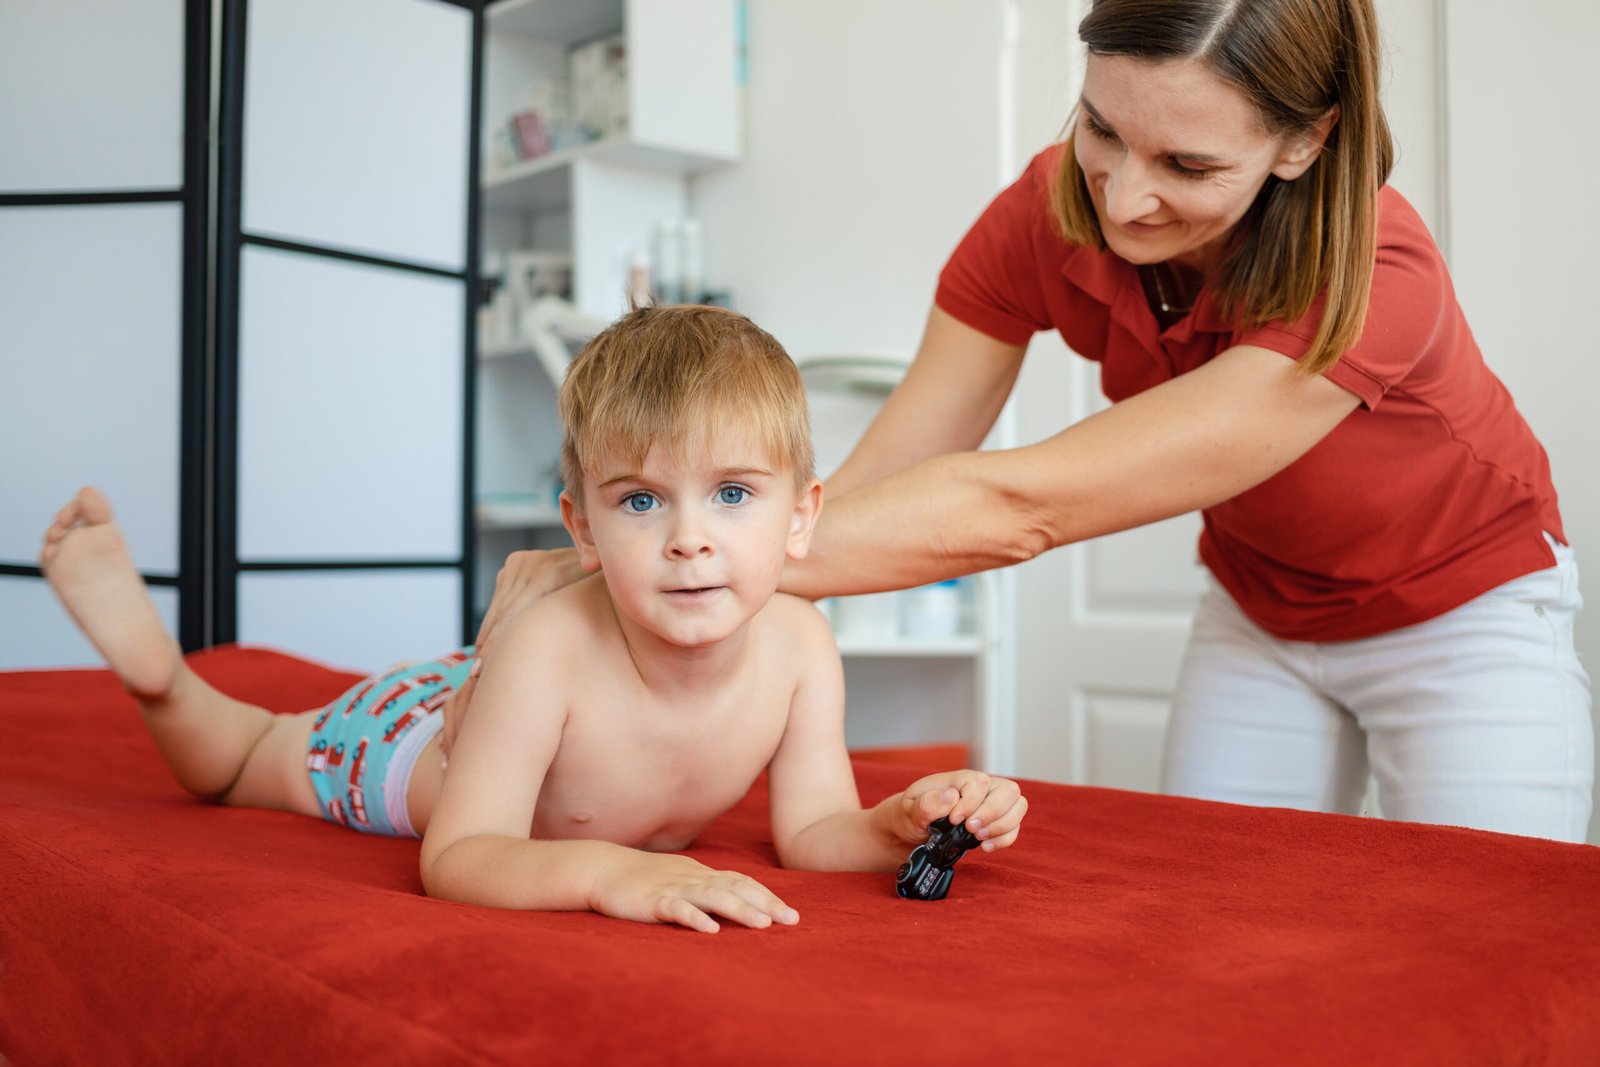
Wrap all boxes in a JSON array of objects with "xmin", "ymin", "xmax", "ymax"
[{"xmin": 665, "ymin": 514, "xmax": 714, "ymax": 559}]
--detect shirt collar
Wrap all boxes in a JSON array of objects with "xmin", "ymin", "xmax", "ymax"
[{"xmin": 1057, "ymin": 241, "xmax": 1234, "ymax": 344}]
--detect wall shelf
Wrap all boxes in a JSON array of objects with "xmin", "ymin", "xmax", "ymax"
[
  {"xmin": 835, "ymin": 636, "xmax": 983, "ymax": 659},
  {"xmin": 484, "ymin": 134, "xmax": 738, "ymax": 214},
  {"xmin": 475, "ymin": 496, "xmax": 564, "ymax": 531},
  {"xmin": 490, "ymin": 0, "xmax": 625, "ymax": 47}
]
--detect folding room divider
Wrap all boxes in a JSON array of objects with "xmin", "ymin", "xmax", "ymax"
[{"xmin": 0, "ymin": 0, "xmax": 481, "ymax": 671}]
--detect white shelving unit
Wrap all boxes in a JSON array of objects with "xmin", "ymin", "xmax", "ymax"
[
  {"xmin": 473, "ymin": 0, "xmax": 743, "ymax": 621},
  {"xmin": 802, "ymin": 355, "xmax": 1013, "ymax": 766},
  {"xmin": 834, "ymin": 636, "xmax": 984, "ymax": 658},
  {"xmin": 472, "ymin": 3, "xmax": 1011, "ymax": 767}
]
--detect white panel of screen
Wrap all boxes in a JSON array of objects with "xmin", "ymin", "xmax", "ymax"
[
  {"xmin": 236, "ymin": 568, "xmax": 463, "ymax": 675},
  {"xmin": 235, "ymin": 245, "xmax": 464, "ymax": 562},
  {"xmin": 0, "ymin": 575, "xmax": 180, "ymax": 671},
  {"xmin": 0, "ymin": 0, "xmax": 186, "ymax": 192},
  {"xmin": 0, "ymin": 204, "xmax": 182, "ymax": 574},
  {"xmin": 242, "ymin": 0, "xmax": 471, "ymax": 271}
]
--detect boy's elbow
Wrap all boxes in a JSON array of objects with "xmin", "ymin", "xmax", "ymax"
[
  {"xmin": 772, "ymin": 830, "xmax": 829, "ymax": 872},
  {"xmin": 418, "ymin": 837, "xmax": 465, "ymax": 900},
  {"xmin": 772, "ymin": 838, "xmax": 805, "ymax": 871},
  {"xmin": 418, "ymin": 851, "xmax": 446, "ymax": 899}
]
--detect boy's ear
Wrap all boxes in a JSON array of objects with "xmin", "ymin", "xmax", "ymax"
[
  {"xmin": 560, "ymin": 490, "xmax": 604, "ymax": 572},
  {"xmin": 1272, "ymin": 104, "xmax": 1339, "ymax": 181},
  {"xmin": 785, "ymin": 478, "xmax": 824, "ymax": 560}
]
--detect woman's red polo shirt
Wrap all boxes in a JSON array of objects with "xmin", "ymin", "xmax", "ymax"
[{"xmin": 935, "ymin": 146, "xmax": 1563, "ymax": 642}]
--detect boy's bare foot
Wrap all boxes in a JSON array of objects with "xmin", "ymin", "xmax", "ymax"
[{"xmin": 40, "ymin": 487, "xmax": 177, "ymax": 698}]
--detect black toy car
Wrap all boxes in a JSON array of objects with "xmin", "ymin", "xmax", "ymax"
[{"xmin": 895, "ymin": 816, "xmax": 980, "ymax": 900}]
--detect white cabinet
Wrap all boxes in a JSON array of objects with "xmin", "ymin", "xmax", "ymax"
[
  {"xmin": 473, "ymin": 0, "xmax": 743, "ymax": 621},
  {"xmin": 481, "ymin": 0, "xmax": 739, "ymax": 318}
]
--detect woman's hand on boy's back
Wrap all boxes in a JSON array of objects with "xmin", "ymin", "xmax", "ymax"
[
  {"xmin": 589, "ymin": 849, "xmax": 801, "ymax": 934},
  {"xmin": 441, "ymin": 548, "xmax": 587, "ymax": 756},
  {"xmin": 889, "ymin": 770, "xmax": 1028, "ymax": 853}
]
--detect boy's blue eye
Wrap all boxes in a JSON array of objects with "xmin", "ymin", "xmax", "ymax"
[
  {"xmin": 624, "ymin": 493, "xmax": 656, "ymax": 513},
  {"xmin": 717, "ymin": 486, "xmax": 748, "ymax": 505}
]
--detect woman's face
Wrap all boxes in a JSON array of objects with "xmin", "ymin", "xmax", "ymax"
[{"xmin": 1074, "ymin": 53, "xmax": 1325, "ymax": 273}]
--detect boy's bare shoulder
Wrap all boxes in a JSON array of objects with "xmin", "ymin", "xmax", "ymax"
[
  {"xmin": 489, "ymin": 573, "xmax": 611, "ymax": 660},
  {"xmin": 759, "ymin": 592, "xmax": 838, "ymax": 652}
]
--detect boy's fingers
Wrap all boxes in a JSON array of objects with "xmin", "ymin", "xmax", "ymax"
[
  {"xmin": 696, "ymin": 886, "xmax": 779, "ymax": 930},
  {"xmin": 914, "ymin": 786, "xmax": 959, "ymax": 826},
  {"xmin": 727, "ymin": 879, "xmax": 799, "ymax": 925},
  {"xmin": 439, "ymin": 676, "xmax": 469, "ymax": 754},
  {"xmin": 965, "ymin": 781, "xmax": 1024, "ymax": 835},
  {"xmin": 973, "ymin": 794, "xmax": 1029, "ymax": 841},
  {"xmin": 659, "ymin": 896, "xmax": 719, "ymax": 934},
  {"xmin": 981, "ymin": 825, "xmax": 1021, "ymax": 851},
  {"xmin": 951, "ymin": 775, "xmax": 994, "ymax": 825}
]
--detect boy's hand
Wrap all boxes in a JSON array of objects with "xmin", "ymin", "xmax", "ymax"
[
  {"xmin": 589, "ymin": 850, "xmax": 801, "ymax": 934},
  {"xmin": 892, "ymin": 770, "xmax": 1027, "ymax": 853}
]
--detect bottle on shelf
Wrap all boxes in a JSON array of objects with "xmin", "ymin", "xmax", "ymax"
[
  {"xmin": 680, "ymin": 217, "xmax": 705, "ymax": 304},
  {"xmin": 654, "ymin": 217, "xmax": 684, "ymax": 305}
]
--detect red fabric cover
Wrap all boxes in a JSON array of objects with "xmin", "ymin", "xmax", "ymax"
[
  {"xmin": 4, "ymin": 646, "xmax": 1599, "ymax": 1065},
  {"xmin": 935, "ymin": 145, "xmax": 1562, "ymax": 642}
]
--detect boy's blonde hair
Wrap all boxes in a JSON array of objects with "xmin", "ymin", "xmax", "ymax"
[{"xmin": 559, "ymin": 304, "xmax": 815, "ymax": 500}]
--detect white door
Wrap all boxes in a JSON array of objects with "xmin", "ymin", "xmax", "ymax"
[{"xmin": 1003, "ymin": 0, "xmax": 1205, "ymax": 789}]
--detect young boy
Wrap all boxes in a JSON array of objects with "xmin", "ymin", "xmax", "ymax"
[{"xmin": 40, "ymin": 304, "xmax": 1027, "ymax": 933}]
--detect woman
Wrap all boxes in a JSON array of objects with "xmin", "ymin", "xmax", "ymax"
[{"xmin": 460, "ymin": 0, "xmax": 1592, "ymax": 843}]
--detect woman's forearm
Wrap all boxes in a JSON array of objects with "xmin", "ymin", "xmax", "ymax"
[
  {"xmin": 787, "ymin": 450, "xmax": 1057, "ymax": 599},
  {"xmin": 786, "ymin": 343, "xmax": 1363, "ymax": 600}
]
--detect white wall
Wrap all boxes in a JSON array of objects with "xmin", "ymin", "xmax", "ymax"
[{"xmin": 690, "ymin": 1, "xmax": 1008, "ymax": 359}]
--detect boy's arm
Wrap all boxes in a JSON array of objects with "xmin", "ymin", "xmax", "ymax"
[
  {"xmin": 420, "ymin": 605, "xmax": 797, "ymax": 932},
  {"xmin": 768, "ymin": 609, "xmax": 1029, "ymax": 871},
  {"xmin": 419, "ymin": 609, "xmax": 597, "ymax": 909}
]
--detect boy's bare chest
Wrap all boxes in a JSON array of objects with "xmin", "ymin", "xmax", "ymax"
[{"xmin": 531, "ymin": 681, "xmax": 790, "ymax": 851}]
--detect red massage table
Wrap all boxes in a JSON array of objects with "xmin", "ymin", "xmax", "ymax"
[{"xmin": 4, "ymin": 646, "xmax": 1599, "ymax": 1065}]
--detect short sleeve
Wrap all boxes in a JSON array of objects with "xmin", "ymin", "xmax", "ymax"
[
  {"xmin": 1234, "ymin": 187, "xmax": 1450, "ymax": 410},
  {"xmin": 934, "ymin": 150, "xmax": 1062, "ymax": 347}
]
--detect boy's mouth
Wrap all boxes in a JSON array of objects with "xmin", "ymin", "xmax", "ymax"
[{"xmin": 665, "ymin": 585, "xmax": 724, "ymax": 598}]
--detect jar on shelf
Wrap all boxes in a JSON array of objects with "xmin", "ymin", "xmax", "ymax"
[{"xmin": 900, "ymin": 579, "xmax": 964, "ymax": 639}]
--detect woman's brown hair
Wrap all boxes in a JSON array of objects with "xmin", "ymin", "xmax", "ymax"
[{"xmin": 1052, "ymin": 0, "xmax": 1394, "ymax": 374}]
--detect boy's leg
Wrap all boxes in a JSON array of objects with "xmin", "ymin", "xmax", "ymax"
[{"xmin": 41, "ymin": 487, "xmax": 317, "ymax": 815}]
